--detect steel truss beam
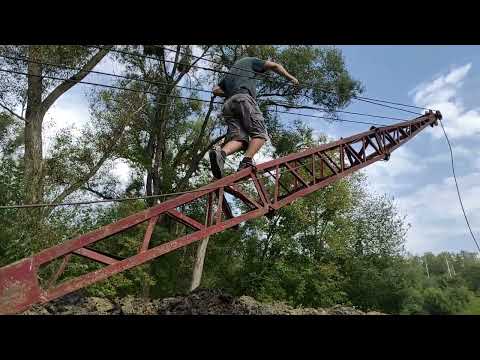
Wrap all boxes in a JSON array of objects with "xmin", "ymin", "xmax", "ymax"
[{"xmin": 0, "ymin": 111, "xmax": 441, "ymax": 314}]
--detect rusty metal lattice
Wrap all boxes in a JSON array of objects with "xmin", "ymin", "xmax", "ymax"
[{"xmin": 0, "ymin": 110, "xmax": 441, "ymax": 314}]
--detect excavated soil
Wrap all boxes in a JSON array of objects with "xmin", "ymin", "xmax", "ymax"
[{"xmin": 22, "ymin": 288, "xmax": 385, "ymax": 315}]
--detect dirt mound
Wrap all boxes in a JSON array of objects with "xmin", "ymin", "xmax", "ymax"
[{"xmin": 22, "ymin": 289, "xmax": 385, "ymax": 315}]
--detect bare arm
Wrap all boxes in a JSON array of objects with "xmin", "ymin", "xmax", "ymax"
[
  {"xmin": 264, "ymin": 61, "xmax": 299, "ymax": 85},
  {"xmin": 212, "ymin": 85, "xmax": 226, "ymax": 97}
]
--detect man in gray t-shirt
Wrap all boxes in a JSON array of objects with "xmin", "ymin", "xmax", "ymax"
[{"xmin": 209, "ymin": 57, "xmax": 299, "ymax": 179}]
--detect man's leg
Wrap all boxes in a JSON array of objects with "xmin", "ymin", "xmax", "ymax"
[
  {"xmin": 209, "ymin": 107, "xmax": 249, "ymax": 179},
  {"xmin": 222, "ymin": 140, "xmax": 245, "ymax": 156},
  {"xmin": 210, "ymin": 140, "xmax": 246, "ymax": 179},
  {"xmin": 237, "ymin": 96, "xmax": 268, "ymax": 171},
  {"xmin": 237, "ymin": 138, "xmax": 266, "ymax": 171},
  {"xmin": 244, "ymin": 137, "xmax": 266, "ymax": 158}
]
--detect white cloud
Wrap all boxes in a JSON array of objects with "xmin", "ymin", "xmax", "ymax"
[
  {"xmin": 410, "ymin": 63, "xmax": 471, "ymax": 103},
  {"xmin": 382, "ymin": 62, "xmax": 480, "ymax": 254},
  {"xmin": 363, "ymin": 146, "xmax": 426, "ymax": 194},
  {"xmin": 423, "ymin": 144, "xmax": 474, "ymax": 165},
  {"xmin": 397, "ymin": 172, "xmax": 480, "ymax": 254},
  {"xmin": 445, "ymin": 63, "xmax": 472, "ymax": 83},
  {"xmin": 410, "ymin": 63, "xmax": 480, "ymax": 139},
  {"xmin": 43, "ymin": 98, "xmax": 89, "ymax": 154}
]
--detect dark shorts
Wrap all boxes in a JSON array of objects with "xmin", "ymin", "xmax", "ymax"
[{"xmin": 222, "ymin": 93, "xmax": 269, "ymax": 150}]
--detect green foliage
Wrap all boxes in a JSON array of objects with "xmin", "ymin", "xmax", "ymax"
[
  {"xmin": 422, "ymin": 287, "xmax": 452, "ymax": 314},
  {"xmin": 420, "ymin": 280, "xmax": 471, "ymax": 315},
  {"xmin": 459, "ymin": 296, "xmax": 480, "ymax": 315},
  {"xmin": 397, "ymin": 254, "xmax": 478, "ymax": 314}
]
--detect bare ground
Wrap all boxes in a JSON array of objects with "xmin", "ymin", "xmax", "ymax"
[{"xmin": 22, "ymin": 288, "xmax": 386, "ymax": 315}]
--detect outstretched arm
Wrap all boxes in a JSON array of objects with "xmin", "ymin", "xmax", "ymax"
[
  {"xmin": 264, "ymin": 61, "xmax": 299, "ymax": 85},
  {"xmin": 213, "ymin": 85, "xmax": 225, "ymax": 97}
]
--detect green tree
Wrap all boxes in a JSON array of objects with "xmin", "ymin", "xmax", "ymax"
[
  {"xmin": 0, "ymin": 45, "xmax": 112, "ymax": 205},
  {"xmin": 73, "ymin": 45, "xmax": 363, "ymax": 298}
]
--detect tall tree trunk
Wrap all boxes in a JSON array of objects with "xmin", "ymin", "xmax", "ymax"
[
  {"xmin": 24, "ymin": 46, "xmax": 44, "ymax": 205},
  {"xmin": 145, "ymin": 92, "xmax": 167, "ymax": 205},
  {"xmin": 145, "ymin": 134, "xmax": 155, "ymax": 206}
]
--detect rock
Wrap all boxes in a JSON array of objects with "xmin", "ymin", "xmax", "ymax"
[
  {"xmin": 117, "ymin": 296, "xmax": 158, "ymax": 315},
  {"xmin": 21, "ymin": 288, "xmax": 386, "ymax": 315},
  {"xmin": 325, "ymin": 305, "xmax": 366, "ymax": 315},
  {"xmin": 85, "ymin": 297, "xmax": 115, "ymax": 314},
  {"xmin": 22, "ymin": 305, "xmax": 51, "ymax": 315},
  {"xmin": 366, "ymin": 311, "xmax": 386, "ymax": 315}
]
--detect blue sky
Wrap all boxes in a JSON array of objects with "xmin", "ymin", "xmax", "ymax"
[
  {"xmin": 328, "ymin": 46, "xmax": 480, "ymax": 255},
  {"xmin": 44, "ymin": 46, "xmax": 480, "ymax": 256}
]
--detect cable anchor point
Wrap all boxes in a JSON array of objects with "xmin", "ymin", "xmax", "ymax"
[{"xmin": 429, "ymin": 110, "xmax": 442, "ymax": 127}]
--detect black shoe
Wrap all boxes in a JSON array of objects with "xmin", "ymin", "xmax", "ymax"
[
  {"xmin": 209, "ymin": 150, "xmax": 225, "ymax": 179},
  {"xmin": 237, "ymin": 157, "xmax": 254, "ymax": 172}
]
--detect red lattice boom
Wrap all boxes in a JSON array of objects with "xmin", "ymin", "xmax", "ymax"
[{"xmin": 0, "ymin": 110, "xmax": 441, "ymax": 314}]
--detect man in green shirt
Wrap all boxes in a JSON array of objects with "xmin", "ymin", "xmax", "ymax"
[{"xmin": 209, "ymin": 57, "xmax": 299, "ymax": 179}]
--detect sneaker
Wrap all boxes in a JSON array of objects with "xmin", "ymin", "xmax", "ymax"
[
  {"xmin": 237, "ymin": 157, "xmax": 254, "ymax": 172},
  {"xmin": 209, "ymin": 149, "xmax": 225, "ymax": 179}
]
